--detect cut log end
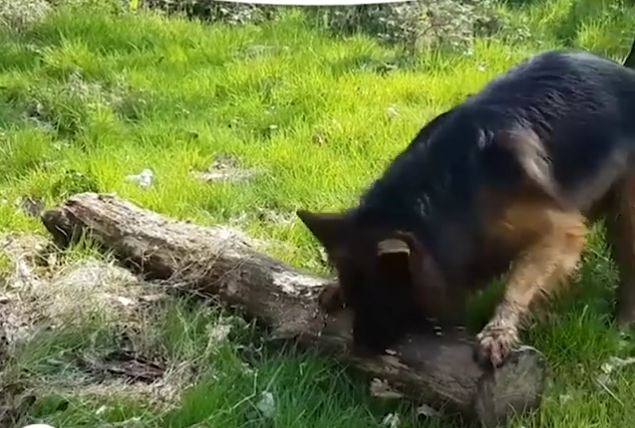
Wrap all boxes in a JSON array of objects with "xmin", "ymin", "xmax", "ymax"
[
  {"xmin": 475, "ymin": 346, "xmax": 547, "ymax": 426},
  {"xmin": 39, "ymin": 192, "xmax": 548, "ymax": 427}
]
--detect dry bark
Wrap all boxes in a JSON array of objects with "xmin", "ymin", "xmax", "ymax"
[{"xmin": 41, "ymin": 193, "xmax": 548, "ymax": 427}]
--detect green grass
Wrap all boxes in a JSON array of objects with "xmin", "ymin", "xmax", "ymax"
[{"xmin": 1, "ymin": 1, "xmax": 635, "ymax": 427}]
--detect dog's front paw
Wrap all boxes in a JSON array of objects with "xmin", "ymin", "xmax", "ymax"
[
  {"xmin": 474, "ymin": 321, "xmax": 520, "ymax": 368},
  {"xmin": 318, "ymin": 283, "xmax": 345, "ymax": 313}
]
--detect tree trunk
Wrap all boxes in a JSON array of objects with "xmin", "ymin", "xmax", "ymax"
[{"xmin": 41, "ymin": 193, "xmax": 547, "ymax": 427}]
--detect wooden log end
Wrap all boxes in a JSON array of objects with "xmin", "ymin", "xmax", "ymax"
[
  {"xmin": 474, "ymin": 345, "xmax": 547, "ymax": 427},
  {"xmin": 41, "ymin": 208, "xmax": 75, "ymax": 248}
]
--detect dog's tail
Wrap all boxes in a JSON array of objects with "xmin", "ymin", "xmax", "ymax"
[{"xmin": 624, "ymin": 38, "xmax": 635, "ymax": 68}]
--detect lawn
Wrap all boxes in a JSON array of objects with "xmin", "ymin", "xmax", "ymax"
[{"xmin": 1, "ymin": 1, "xmax": 634, "ymax": 427}]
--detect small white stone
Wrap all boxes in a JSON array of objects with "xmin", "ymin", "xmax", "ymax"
[
  {"xmin": 256, "ymin": 391, "xmax": 275, "ymax": 419},
  {"xmin": 125, "ymin": 168, "xmax": 155, "ymax": 189}
]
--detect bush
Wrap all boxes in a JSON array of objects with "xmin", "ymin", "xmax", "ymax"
[
  {"xmin": 0, "ymin": 0, "xmax": 52, "ymax": 31},
  {"xmin": 47, "ymin": 0, "xmax": 128, "ymax": 14},
  {"xmin": 0, "ymin": 0, "xmax": 129, "ymax": 32},
  {"xmin": 2, "ymin": 0, "xmax": 527, "ymax": 55},
  {"xmin": 137, "ymin": 0, "xmax": 514, "ymax": 52},
  {"xmin": 141, "ymin": 0, "xmax": 278, "ymax": 25},
  {"xmin": 310, "ymin": 0, "xmax": 508, "ymax": 53}
]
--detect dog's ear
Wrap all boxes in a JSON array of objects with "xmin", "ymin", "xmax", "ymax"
[
  {"xmin": 376, "ymin": 233, "xmax": 427, "ymax": 284},
  {"xmin": 376, "ymin": 237, "xmax": 413, "ymax": 283},
  {"xmin": 297, "ymin": 210, "xmax": 351, "ymax": 250}
]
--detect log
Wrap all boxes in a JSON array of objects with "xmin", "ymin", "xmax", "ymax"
[{"xmin": 41, "ymin": 193, "xmax": 547, "ymax": 427}]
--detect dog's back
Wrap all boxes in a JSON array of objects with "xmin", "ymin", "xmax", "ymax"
[
  {"xmin": 359, "ymin": 51, "xmax": 635, "ymax": 226},
  {"xmin": 467, "ymin": 51, "xmax": 635, "ymax": 212}
]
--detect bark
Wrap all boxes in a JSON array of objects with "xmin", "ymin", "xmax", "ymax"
[{"xmin": 41, "ymin": 193, "xmax": 547, "ymax": 427}]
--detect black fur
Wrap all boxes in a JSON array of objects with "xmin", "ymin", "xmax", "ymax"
[
  {"xmin": 357, "ymin": 51, "xmax": 635, "ymax": 270},
  {"xmin": 301, "ymin": 49, "xmax": 635, "ymax": 352}
]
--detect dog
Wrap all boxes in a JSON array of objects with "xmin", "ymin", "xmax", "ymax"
[{"xmin": 297, "ymin": 44, "xmax": 635, "ymax": 368}]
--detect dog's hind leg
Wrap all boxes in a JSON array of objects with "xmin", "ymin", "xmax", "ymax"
[{"xmin": 605, "ymin": 174, "xmax": 635, "ymax": 327}]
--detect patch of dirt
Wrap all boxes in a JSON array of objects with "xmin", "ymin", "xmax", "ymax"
[
  {"xmin": 0, "ymin": 234, "xmax": 193, "ymax": 414},
  {"xmin": 0, "ymin": 392, "xmax": 36, "ymax": 428},
  {"xmin": 0, "ymin": 234, "xmax": 174, "ymax": 331},
  {"xmin": 36, "ymin": 259, "xmax": 144, "ymax": 325},
  {"xmin": 0, "ymin": 231, "xmax": 261, "ymax": 422},
  {"xmin": 192, "ymin": 154, "xmax": 262, "ymax": 183},
  {"xmin": 0, "ymin": 295, "xmax": 35, "ymax": 362},
  {"xmin": 16, "ymin": 196, "xmax": 46, "ymax": 219},
  {"xmin": 59, "ymin": 361, "xmax": 196, "ymax": 409},
  {"xmin": 79, "ymin": 349, "xmax": 165, "ymax": 384},
  {"xmin": 235, "ymin": 44, "xmax": 289, "ymax": 60},
  {"xmin": 0, "ymin": 233, "xmax": 50, "ymax": 273},
  {"xmin": 255, "ymin": 208, "xmax": 294, "ymax": 226},
  {"xmin": 0, "ymin": 235, "xmax": 50, "ymax": 358}
]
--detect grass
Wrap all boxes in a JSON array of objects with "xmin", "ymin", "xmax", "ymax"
[{"xmin": 1, "ymin": 1, "xmax": 635, "ymax": 427}]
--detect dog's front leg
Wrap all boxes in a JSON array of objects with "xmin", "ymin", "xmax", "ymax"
[{"xmin": 475, "ymin": 209, "xmax": 588, "ymax": 368}]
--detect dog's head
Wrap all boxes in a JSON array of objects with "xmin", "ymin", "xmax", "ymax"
[{"xmin": 297, "ymin": 209, "xmax": 450, "ymax": 351}]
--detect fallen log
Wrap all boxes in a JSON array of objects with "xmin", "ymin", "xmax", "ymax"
[{"xmin": 41, "ymin": 193, "xmax": 547, "ymax": 427}]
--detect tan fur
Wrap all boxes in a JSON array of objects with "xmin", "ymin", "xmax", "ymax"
[{"xmin": 477, "ymin": 200, "xmax": 588, "ymax": 366}]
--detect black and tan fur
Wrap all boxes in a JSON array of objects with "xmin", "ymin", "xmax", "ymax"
[{"xmin": 298, "ymin": 46, "xmax": 635, "ymax": 367}]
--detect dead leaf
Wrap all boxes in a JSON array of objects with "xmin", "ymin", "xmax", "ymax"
[
  {"xmin": 602, "ymin": 356, "xmax": 635, "ymax": 373},
  {"xmin": 312, "ymin": 132, "xmax": 327, "ymax": 145},
  {"xmin": 139, "ymin": 293, "xmax": 167, "ymax": 303},
  {"xmin": 416, "ymin": 403, "xmax": 440, "ymax": 418},
  {"xmin": 597, "ymin": 356, "xmax": 635, "ymax": 385},
  {"xmin": 370, "ymin": 378, "xmax": 403, "ymax": 399},
  {"xmin": 256, "ymin": 391, "xmax": 275, "ymax": 418},
  {"xmin": 382, "ymin": 412, "xmax": 400, "ymax": 428},
  {"xmin": 208, "ymin": 322, "xmax": 232, "ymax": 344},
  {"xmin": 79, "ymin": 350, "xmax": 165, "ymax": 384},
  {"xmin": 114, "ymin": 296, "xmax": 135, "ymax": 307},
  {"xmin": 386, "ymin": 105, "xmax": 399, "ymax": 119}
]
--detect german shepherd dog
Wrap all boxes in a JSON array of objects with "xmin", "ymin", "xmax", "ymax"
[{"xmin": 297, "ymin": 45, "xmax": 635, "ymax": 367}]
